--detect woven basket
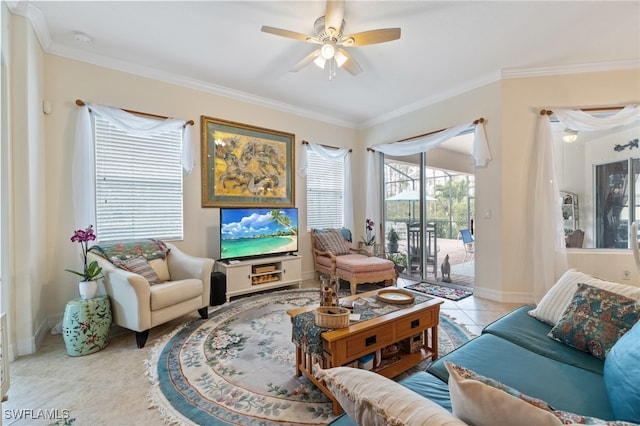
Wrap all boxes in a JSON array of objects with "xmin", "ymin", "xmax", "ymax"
[{"xmin": 314, "ymin": 307, "xmax": 350, "ymax": 328}]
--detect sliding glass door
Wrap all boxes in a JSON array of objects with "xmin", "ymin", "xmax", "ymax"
[{"xmin": 382, "ymin": 153, "xmax": 475, "ymax": 282}]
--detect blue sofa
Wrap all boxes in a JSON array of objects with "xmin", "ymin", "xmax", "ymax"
[{"xmin": 329, "ymin": 303, "xmax": 640, "ymax": 425}]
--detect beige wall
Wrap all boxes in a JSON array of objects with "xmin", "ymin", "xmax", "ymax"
[
  {"xmin": 502, "ymin": 69, "xmax": 640, "ymax": 292},
  {"xmin": 359, "ymin": 69, "xmax": 640, "ymax": 302},
  {"xmin": 359, "ymin": 83, "xmax": 505, "ymax": 300},
  {"xmin": 5, "ymin": 13, "xmax": 48, "ymax": 355},
  {"xmin": 5, "ymin": 7, "xmax": 640, "ymax": 354},
  {"xmin": 43, "ymin": 55, "xmax": 357, "ymax": 323}
]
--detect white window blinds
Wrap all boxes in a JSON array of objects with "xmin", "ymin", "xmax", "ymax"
[
  {"xmin": 306, "ymin": 150, "xmax": 344, "ymax": 229},
  {"xmin": 94, "ymin": 116, "xmax": 183, "ymax": 241}
]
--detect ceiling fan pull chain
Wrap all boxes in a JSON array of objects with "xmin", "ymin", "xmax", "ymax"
[{"xmin": 329, "ymin": 58, "xmax": 337, "ymax": 81}]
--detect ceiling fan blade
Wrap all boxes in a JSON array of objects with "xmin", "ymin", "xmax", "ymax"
[
  {"xmin": 340, "ymin": 28, "xmax": 401, "ymax": 46},
  {"xmin": 324, "ymin": 0, "xmax": 345, "ymax": 36},
  {"xmin": 290, "ymin": 49, "xmax": 321, "ymax": 72},
  {"xmin": 261, "ymin": 26, "xmax": 318, "ymax": 43},
  {"xmin": 337, "ymin": 48, "xmax": 362, "ymax": 76}
]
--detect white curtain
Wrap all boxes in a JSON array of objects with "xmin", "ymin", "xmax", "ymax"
[
  {"xmin": 372, "ymin": 121, "xmax": 491, "ymax": 167},
  {"xmin": 365, "ymin": 152, "xmax": 381, "ymax": 243},
  {"xmin": 299, "ymin": 143, "xmax": 354, "ymax": 232},
  {"xmin": 366, "ymin": 120, "xmax": 491, "ymax": 236},
  {"xmin": 531, "ymin": 105, "xmax": 640, "ymax": 301},
  {"xmin": 73, "ymin": 103, "xmax": 193, "ymax": 227}
]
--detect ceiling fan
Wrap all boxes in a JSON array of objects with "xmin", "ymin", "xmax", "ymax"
[{"xmin": 261, "ymin": 0, "xmax": 401, "ymax": 80}]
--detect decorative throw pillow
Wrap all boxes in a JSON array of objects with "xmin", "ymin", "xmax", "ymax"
[
  {"xmin": 548, "ymin": 283, "xmax": 640, "ymax": 360},
  {"xmin": 148, "ymin": 257, "xmax": 170, "ymax": 283},
  {"xmin": 314, "ymin": 229, "xmax": 351, "ymax": 256},
  {"xmin": 336, "ymin": 228, "xmax": 353, "ymax": 243},
  {"xmin": 445, "ymin": 361, "xmax": 563, "ymax": 426},
  {"xmin": 529, "ymin": 269, "xmax": 640, "ymax": 326},
  {"xmin": 445, "ymin": 361, "xmax": 632, "ymax": 426},
  {"xmin": 315, "ymin": 365, "xmax": 466, "ymax": 426},
  {"xmin": 110, "ymin": 256, "xmax": 161, "ymax": 285},
  {"xmin": 604, "ymin": 320, "xmax": 640, "ymax": 423}
]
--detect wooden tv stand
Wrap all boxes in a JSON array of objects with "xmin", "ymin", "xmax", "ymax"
[{"xmin": 215, "ymin": 255, "xmax": 302, "ymax": 301}]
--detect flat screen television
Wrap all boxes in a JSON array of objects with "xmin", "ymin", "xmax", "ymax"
[{"xmin": 219, "ymin": 207, "xmax": 298, "ymax": 261}]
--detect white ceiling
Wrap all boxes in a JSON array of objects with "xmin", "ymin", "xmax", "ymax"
[{"xmin": 9, "ymin": 1, "xmax": 640, "ymax": 129}]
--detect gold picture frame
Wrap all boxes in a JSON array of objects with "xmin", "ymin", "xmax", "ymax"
[{"xmin": 201, "ymin": 116, "xmax": 295, "ymax": 207}]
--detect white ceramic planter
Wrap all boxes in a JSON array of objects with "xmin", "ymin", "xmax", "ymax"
[{"xmin": 79, "ymin": 280, "xmax": 98, "ymax": 300}]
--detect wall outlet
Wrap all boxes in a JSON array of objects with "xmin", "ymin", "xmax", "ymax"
[{"xmin": 623, "ymin": 270, "xmax": 631, "ymax": 280}]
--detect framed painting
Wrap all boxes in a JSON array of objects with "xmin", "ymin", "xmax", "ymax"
[{"xmin": 201, "ymin": 116, "xmax": 295, "ymax": 207}]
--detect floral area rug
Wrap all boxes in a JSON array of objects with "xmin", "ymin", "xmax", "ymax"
[
  {"xmin": 146, "ymin": 288, "xmax": 475, "ymax": 425},
  {"xmin": 405, "ymin": 282, "xmax": 473, "ymax": 301}
]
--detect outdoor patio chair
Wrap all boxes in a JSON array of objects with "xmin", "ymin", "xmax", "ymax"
[
  {"xmin": 460, "ymin": 229, "xmax": 475, "ymax": 263},
  {"xmin": 406, "ymin": 222, "xmax": 438, "ymax": 279}
]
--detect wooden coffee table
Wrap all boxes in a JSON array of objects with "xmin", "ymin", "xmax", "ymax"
[{"xmin": 287, "ymin": 289, "xmax": 443, "ymax": 414}]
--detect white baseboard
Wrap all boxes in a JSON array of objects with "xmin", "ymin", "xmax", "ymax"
[
  {"xmin": 1, "ymin": 313, "xmax": 9, "ymax": 401},
  {"xmin": 473, "ymin": 286, "xmax": 534, "ymax": 304},
  {"xmin": 15, "ymin": 316, "xmax": 50, "ymax": 356},
  {"xmin": 302, "ymin": 270, "xmax": 317, "ymax": 282}
]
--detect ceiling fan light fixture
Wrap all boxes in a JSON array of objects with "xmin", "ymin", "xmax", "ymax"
[
  {"xmin": 313, "ymin": 56, "xmax": 326, "ymax": 69},
  {"xmin": 334, "ymin": 50, "xmax": 348, "ymax": 67},
  {"xmin": 562, "ymin": 128, "xmax": 579, "ymax": 143},
  {"xmin": 320, "ymin": 42, "xmax": 336, "ymax": 60}
]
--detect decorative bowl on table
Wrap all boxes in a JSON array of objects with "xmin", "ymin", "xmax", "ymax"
[{"xmin": 376, "ymin": 288, "xmax": 415, "ymax": 304}]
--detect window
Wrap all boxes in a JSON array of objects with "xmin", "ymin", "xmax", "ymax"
[
  {"xmin": 306, "ymin": 150, "xmax": 344, "ymax": 229},
  {"xmin": 594, "ymin": 158, "xmax": 640, "ymax": 248},
  {"xmin": 553, "ymin": 119, "xmax": 640, "ymax": 248},
  {"xmin": 94, "ymin": 116, "xmax": 183, "ymax": 241}
]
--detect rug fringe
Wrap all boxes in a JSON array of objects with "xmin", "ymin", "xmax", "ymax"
[
  {"xmin": 440, "ymin": 311, "xmax": 477, "ymax": 338},
  {"xmin": 144, "ymin": 325, "xmax": 196, "ymax": 426}
]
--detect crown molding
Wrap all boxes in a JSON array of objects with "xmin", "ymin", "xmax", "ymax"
[
  {"xmin": 502, "ymin": 59, "xmax": 640, "ymax": 79},
  {"xmin": 10, "ymin": 1, "xmax": 356, "ymax": 128},
  {"xmin": 11, "ymin": 2, "xmax": 640, "ymax": 130},
  {"xmin": 48, "ymin": 44, "xmax": 356, "ymax": 129},
  {"xmin": 360, "ymin": 71, "xmax": 501, "ymax": 129},
  {"xmin": 7, "ymin": 1, "xmax": 51, "ymax": 49}
]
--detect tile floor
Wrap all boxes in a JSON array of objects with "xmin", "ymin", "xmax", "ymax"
[{"xmin": 2, "ymin": 278, "xmax": 522, "ymax": 425}]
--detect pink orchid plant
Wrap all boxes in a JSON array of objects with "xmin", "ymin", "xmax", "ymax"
[
  {"xmin": 361, "ymin": 218, "xmax": 376, "ymax": 246},
  {"xmin": 65, "ymin": 225, "xmax": 103, "ymax": 282}
]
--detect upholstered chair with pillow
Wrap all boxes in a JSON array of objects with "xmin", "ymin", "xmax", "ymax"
[
  {"xmin": 311, "ymin": 228, "xmax": 397, "ymax": 295},
  {"xmin": 87, "ymin": 239, "xmax": 214, "ymax": 348}
]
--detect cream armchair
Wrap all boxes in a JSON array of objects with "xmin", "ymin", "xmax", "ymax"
[{"xmin": 88, "ymin": 242, "xmax": 214, "ymax": 348}]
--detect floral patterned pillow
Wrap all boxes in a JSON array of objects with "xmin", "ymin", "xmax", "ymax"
[
  {"xmin": 548, "ymin": 283, "xmax": 640, "ymax": 360},
  {"xmin": 446, "ymin": 361, "xmax": 635, "ymax": 425}
]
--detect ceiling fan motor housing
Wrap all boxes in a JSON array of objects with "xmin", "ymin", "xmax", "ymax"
[{"xmin": 314, "ymin": 16, "xmax": 345, "ymax": 40}]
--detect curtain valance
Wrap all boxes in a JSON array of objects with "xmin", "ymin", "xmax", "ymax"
[
  {"xmin": 363, "ymin": 119, "xmax": 491, "ymax": 229},
  {"xmin": 372, "ymin": 120, "xmax": 491, "ymax": 167},
  {"xmin": 76, "ymin": 103, "xmax": 194, "ymax": 174}
]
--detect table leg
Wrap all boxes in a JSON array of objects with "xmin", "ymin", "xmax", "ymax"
[
  {"xmin": 431, "ymin": 322, "xmax": 439, "ymax": 360},
  {"xmin": 295, "ymin": 345, "xmax": 302, "ymax": 377}
]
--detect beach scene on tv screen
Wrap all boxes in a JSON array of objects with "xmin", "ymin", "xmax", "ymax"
[{"xmin": 221, "ymin": 209, "xmax": 298, "ymax": 259}]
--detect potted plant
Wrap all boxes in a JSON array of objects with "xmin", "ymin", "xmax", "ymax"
[
  {"xmin": 388, "ymin": 252, "xmax": 407, "ymax": 273},
  {"xmin": 65, "ymin": 225, "xmax": 103, "ymax": 300},
  {"xmin": 387, "ymin": 227, "xmax": 400, "ymax": 253},
  {"xmin": 360, "ymin": 218, "xmax": 376, "ymax": 245}
]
